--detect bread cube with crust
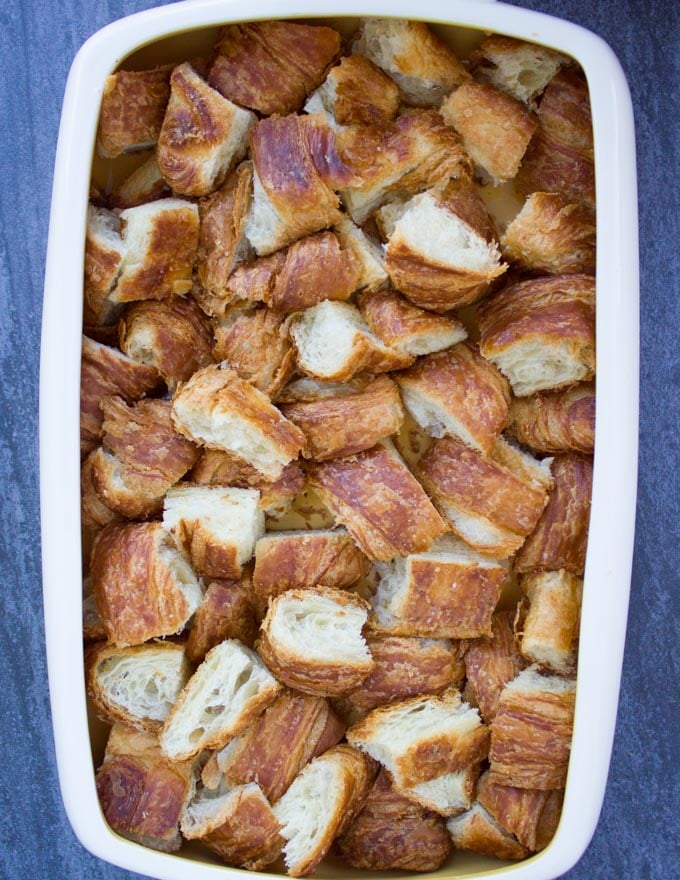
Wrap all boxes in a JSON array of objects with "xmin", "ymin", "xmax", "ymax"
[
  {"xmin": 515, "ymin": 570, "xmax": 582, "ymax": 674},
  {"xmin": 83, "ymin": 205, "xmax": 126, "ymax": 326},
  {"xmin": 305, "ymin": 54, "xmax": 400, "ymax": 126},
  {"xmin": 97, "ymin": 66, "xmax": 172, "ymax": 158},
  {"xmin": 506, "ymin": 382, "xmax": 595, "ymax": 455},
  {"xmin": 447, "ymin": 802, "xmax": 529, "ymax": 860},
  {"xmin": 477, "ymin": 770, "xmax": 564, "ymax": 852},
  {"xmin": 185, "ymin": 577, "xmax": 259, "ymax": 663}
]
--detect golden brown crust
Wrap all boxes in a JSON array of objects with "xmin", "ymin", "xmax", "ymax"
[
  {"xmin": 252, "ymin": 530, "xmax": 370, "ymax": 615},
  {"xmin": 539, "ymin": 68, "xmax": 593, "ymax": 152},
  {"xmin": 325, "ymin": 54, "xmax": 400, "ymax": 125},
  {"xmin": 212, "ymin": 308, "xmax": 296, "ymax": 398},
  {"xmin": 208, "ymin": 21, "xmax": 341, "ymax": 116},
  {"xmin": 358, "ymin": 288, "xmax": 466, "ymax": 354},
  {"xmin": 307, "ymin": 444, "xmax": 447, "ymax": 561},
  {"xmin": 514, "ymin": 571, "xmax": 582, "ymax": 673},
  {"xmin": 440, "ymin": 81, "xmax": 537, "ymax": 182},
  {"xmin": 477, "ymin": 771, "xmax": 563, "ymax": 851},
  {"xmin": 507, "ymin": 382, "xmax": 595, "ymax": 454},
  {"xmin": 95, "ymin": 724, "xmax": 193, "ymax": 852},
  {"xmin": 335, "ymin": 769, "xmax": 452, "ymax": 871},
  {"xmin": 119, "ymin": 296, "xmax": 215, "ymax": 391},
  {"xmin": 81, "ymin": 452, "xmax": 120, "ymax": 528},
  {"xmin": 280, "ymin": 375, "xmax": 404, "ymax": 461},
  {"xmin": 80, "ymin": 336, "xmax": 160, "ymax": 457},
  {"xmin": 91, "ymin": 522, "xmax": 197, "ymax": 646},
  {"xmin": 212, "ymin": 689, "xmax": 346, "ymax": 803},
  {"xmin": 185, "ymin": 577, "xmax": 259, "ymax": 663},
  {"xmin": 97, "ymin": 67, "xmax": 172, "ymax": 158},
  {"xmin": 515, "ymin": 127, "xmax": 595, "ymax": 208},
  {"xmin": 396, "ymin": 342, "xmax": 511, "ymax": 454},
  {"xmin": 109, "ymin": 153, "xmax": 172, "ymax": 209},
  {"xmin": 447, "ymin": 803, "xmax": 529, "ymax": 860},
  {"xmin": 515, "ymin": 454, "xmax": 593, "ymax": 574},
  {"xmin": 463, "ymin": 611, "xmax": 527, "ymax": 722},
  {"xmin": 502, "ymin": 192, "xmax": 596, "ymax": 275},
  {"xmin": 83, "ymin": 208, "xmax": 125, "ymax": 326}
]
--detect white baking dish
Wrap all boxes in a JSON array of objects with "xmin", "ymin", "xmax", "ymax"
[{"xmin": 40, "ymin": 0, "xmax": 639, "ymax": 878}]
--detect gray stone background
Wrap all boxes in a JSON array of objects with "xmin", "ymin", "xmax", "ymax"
[{"xmin": 0, "ymin": 0, "xmax": 677, "ymax": 877}]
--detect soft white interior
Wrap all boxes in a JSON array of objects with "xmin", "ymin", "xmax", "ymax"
[
  {"xmin": 406, "ymin": 768, "xmax": 476, "ymax": 815},
  {"xmin": 504, "ymin": 664, "xmax": 577, "ymax": 696},
  {"xmin": 400, "ymin": 321, "xmax": 467, "ymax": 357},
  {"xmin": 334, "ymin": 217, "xmax": 388, "ymax": 290},
  {"xmin": 375, "ymin": 199, "xmax": 410, "ymax": 239},
  {"xmin": 157, "ymin": 534, "xmax": 204, "ymax": 620},
  {"xmin": 488, "ymin": 338, "xmax": 592, "ymax": 397},
  {"xmin": 438, "ymin": 500, "xmax": 517, "ymax": 558},
  {"xmin": 491, "ymin": 435, "xmax": 553, "ymax": 491},
  {"xmin": 199, "ymin": 98, "xmax": 255, "ymax": 191},
  {"xmin": 447, "ymin": 802, "xmax": 515, "ymax": 844},
  {"xmin": 476, "ymin": 44, "xmax": 566, "ymax": 105},
  {"xmin": 304, "ymin": 77, "xmax": 340, "ymax": 127},
  {"xmin": 399, "ymin": 383, "xmax": 480, "ymax": 448},
  {"xmin": 244, "ymin": 168, "xmax": 291, "ymax": 256},
  {"xmin": 120, "ymin": 322, "xmax": 157, "ymax": 370},
  {"xmin": 88, "ymin": 204, "xmax": 125, "ymax": 263},
  {"xmin": 160, "ymin": 640, "xmax": 278, "ymax": 760},
  {"xmin": 118, "ymin": 198, "xmax": 198, "ymax": 278}
]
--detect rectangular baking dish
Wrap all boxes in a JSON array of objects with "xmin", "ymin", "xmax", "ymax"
[{"xmin": 40, "ymin": 0, "xmax": 639, "ymax": 878}]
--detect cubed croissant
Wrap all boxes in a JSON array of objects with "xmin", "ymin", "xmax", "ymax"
[
  {"xmin": 370, "ymin": 535, "xmax": 508, "ymax": 639},
  {"xmin": 515, "ymin": 570, "xmax": 582, "ymax": 674},
  {"xmin": 81, "ymin": 451, "xmax": 119, "ymax": 528},
  {"xmin": 212, "ymin": 308, "xmax": 296, "ymax": 398},
  {"xmin": 96, "ymin": 724, "xmax": 193, "ymax": 852},
  {"xmin": 506, "ymin": 381, "xmax": 595, "ymax": 454},
  {"xmin": 501, "ymin": 192, "xmax": 596, "ymax": 275},
  {"xmin": 478, "ymin": 274, "xmax": 596, "ymax": 397},
  {"xmin": 203, "ymin": 689, "xmax": 346, "ymax": 803},
  {"xmin": 119, "ymin": 295, "xmax": 214, "ymax": 394},
  {"xmin": 80, "ymin": 335, "xmax": 160, "ymax": 457},
  {"xmin": 109, "ymin": 152, "xmax": 171, "ymax": 209},
  {"xmin": 162, "ymin": 484, "xmax": 264, "ymax": 580},
  {"xmin": 171, "ymin": 364, "xmax": 306, "ymax": 480},
  {"xmin": 305, "ymin": 53, "xmax": 400, "ymax": 126},
  {"xmin": 181, "ymin": 781, "xmax": 283, "ymax": 870},
  {"xmin": 157, "ymin": 63, "xmax": 255, "ymax": 197},
  {"xmin": 335, "ymin": 769, "xmax": 453, "ymax": 871},
  {"xmin": 347, "ymin": 690, "xmax": 489, "ymax": 790},
  {"xmin": 83, "ymin": 205, "xmax": 126, "ymax": 326},
  {"xmin": 185, "ymin": 577, "xmax": 259, "ymax": 664},
  {"xmin": 440, "ymin": 81, "xmax": 537, "ymax": 184},
  {"xmin": 417, "ymin": 436, "xmax": 552, "ymax": 558},
  {"xmin": 290, "ymin": 301, "xmax": 412, "ymax": 382},
  {"xmin": 464, "ymin": 610, "xmax": 527, "ymax": 722},
  {"xmin": 252, "ymin": 528, "xmax": 370, "ymax": 614},
  {"xmin": 86, "ymin": 641, "xmax": 192, "ymax": 732},
  {"xmin": 91, "ymin": 522, "xmax": 203, "ymax": 646},
  {"xmin": 97, "ymin": 66, "xmax": 172, "ymax": 158},
  {"xmin": 515, "ymin": 453, "xmax": 593, "ymax": 574},
  {"xmin": 402, "ymin": 762, "xmax": 481, "ymax": 818},
  {"xmin": 279, "ymin": 374, "xmax": 404, "ymax": 461},
  {"xmin": 358, "ymin": 288, "xmax": 467, "ymax": 357},
  {"xmin": 539, "ymin": 68, "xmax": 594, "ymax": 152},
  {"xmin": 351, "ymin": 18, "xmax": 469, "ymax": 107},
  {"xmin": 160, "ymin": 639, "xmax": 282, "ymax": 762},
  {"xmin": 257, "ymin": 586, "xmax": 374, "ymax": 697},
  {"xmin": 477, "ymin": 770, "xmax": 564, "ymax": 852},
  {"xmin": 273, "ymin": 744, "xmax": 377, "ymax": 877},
  {"xmin": 489, "ymin": 666, "xmax": 576, "ymax": 789},
  {"xmin": 446, "ymin": 802, "xmax": 529, "ymax": 860},
  {"xmin": 208, "ymin": 21, "xmax": 341, "ymax": 116},
  {"xmin": 396, "ymin": 343, "xmax": 511, "ymax": 454},
  {"xmin": 307, "ymin": 442, "xmax": 447, "ymax": 561}
]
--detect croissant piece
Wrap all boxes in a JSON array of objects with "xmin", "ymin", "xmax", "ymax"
[
  {"xmin": 109, "ymin": 152, "xmax": 171, "ymax": 209},
  {"xmin": 515, "ymin": 127, "xmax": 595, "ymax": 208},
  {"xmin": 97, "ymin": 66, "xmax": 172, "ymax": 158},
  {"xmin": 463, "ymin": 610, "xmax": 526, "ymax": 722},
  {"xmin": 515, "ymin": 570, "xmax": 582, "ymax": 674},
  {"xmin": 81, "ymin": 451, "xmax": 120, "ymax": 528},
  {"xmin": 506, "ymin": 381, "xmax": 595, "ymax": 454},
  {"xmin": 538, "ymin": 68, "xmax": 593, "ymax": 153},
  {"xmin": 447, "ymin": 802, "xmax": 529, "ymax": 860},
  {"xmin": 83, "ymin": 205, "xmax": 126, "ymax": 326},
  {"xmin": 305, "ymin": 54, "xmax": 400, "ymax": 126},
  {"xmin": 185, "ymin": 577, "xmax": 259, "ymax": 664},
  {"xmin": 477, "ymin": 770, "xmax": 564, "ymax": 851}
]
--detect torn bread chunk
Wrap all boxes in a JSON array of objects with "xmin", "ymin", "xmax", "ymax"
[
  {"xmin": 336, "ymin": 768, "xmax": 452, "ymax": 871},
  {"xmin": 464, "ymin": 610, "xmax": 527, "ymax": 722},
  {"xmin": 181, "ymin": 781, "xmax": 283, "ymax": 871},
  {"xmin": 157, "ymin": 63, "xmax": 255, "ymax": 197},
  {"xmin": 418, "ymin": 436, "xmax": 553, "ymax": 558},
  {"xmin": 110, "ymin": 198, "xmax": 200, "ymax": 302},
  {"xmin": 119, "ymin": 296, "xmax": 214, "ymax": 392},
  {"xmin": 91, "ymin": 522, "xmax": 203, "ymax": 646},
  {"xmin": 469, "ymin": 36, "xmax": 569, "ymax": 108},
  {"xmin": 81, "ymin": 451, "xmax": 120, "ymax": 528},
  {"xmin": 258, "ymin": 586, "xmax": 374, "ymax": 697},
  {"xmin": 358, "ymin": 288, "xmax": 467, "ymax": 356},
  {"xmin": 252, "ymin": 529, "xmax": 370, "ymax": 615},
  {"xmin": 307, "ymin": 442, "xmax": 447, "ymax": 561},
  {"xmin": 478, "ymin": 274, "xmax": 596, "ymax": 397},
  {"xmin": 160, "ymin": 639, "xmax": 281, "ymax": 761},
  {"xmin": 204, "ymin": 689, "xmax": 345, "ymax": 803},
  {"xmin": 506, "ymin": 381, "xmax": 595, "ymax": 455},
  {"xmin": 97, "ymin": 66, "xmax": 172, "ymax": 158},
  {"xmin": 96, "ymin": 724, "xmax": 193, "ymax": 852},
  {"xmin": 488, "ymin": 666, "xmax": 576, "ymax": 790},
  {"xmin": 162, "ymin": 485, "xmax": 264, "ymax": 580},
  {"xmin": 515, "ymin": 453, "xmax": 593, "ymax": 575},
  {"xmin": 440, "ymin": 81, "xmax": 537, "ymax": 184},
  {"xmin": 370, "ymin": 535, "xmax": 508, "ymax": 639},
  {"xmin": 383, "ymin": 190, "xmax": 507, "ymax": 312},
  {"xmin": 305, "ymin": 54, "xmax": 400, "ymax": 126},
  {"xmin": 83, "ymin": 205, "xmax": 126, "ymax": 326},
  {"xmin": 290, "ymin": 301, "xmax": 411, "ymax": 382},
  {"xmin": 279, "ymin": 374, "xmax": 404, "ymax": 461},
  {"xmin": 186, "ymin": 577, "xmax": 259, "ymax": 664},
  {"xmin": 501, "ymin": 192, "xmax": 596, "ymax": 275},
  {"xmin": 477, "ymin": 770, "xmax": 564, "ymax": 852},
  {"xmin": 208, "ymin": 21, "xmax": 341, "ymax": 116},
  {"xmin": 351, "ymin": 18, "xmax": 469, "ymax": 107},
  {"xmin": 447, "ymin": 802, "xmax": 529, "ymax": 860},
  {"xmin": 396, "ymin": 343, "xmax": 511, "ymax": 454},
  {"xmin": 171, "ymin": 364, "xmax": 306, "ymax": 480},
  {"xmin": 86, "ymin": 641, "xmax": 192, "ymax": 732},
  {"xmin": 109, "ymin": 152, "xmax": 171, "ymax": 209},
  {"xmin": 347, "ymin": 690, "xmax": 489, "ymax": 789},
  {"xmin": 273, "ymin": 744, "xmax": 376, "ymax": 877},
  {"xmin": 403, "ymin": 763, "xmax": 481, "ymax": 817},
  {"xmin": 515, "ymin": 571, "xmax": 582, "ymax": 674}
]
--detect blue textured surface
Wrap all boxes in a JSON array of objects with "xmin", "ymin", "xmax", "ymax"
[{"xmin": 0, "ymin": 1, "xmax": 678, "ymax": 878}]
